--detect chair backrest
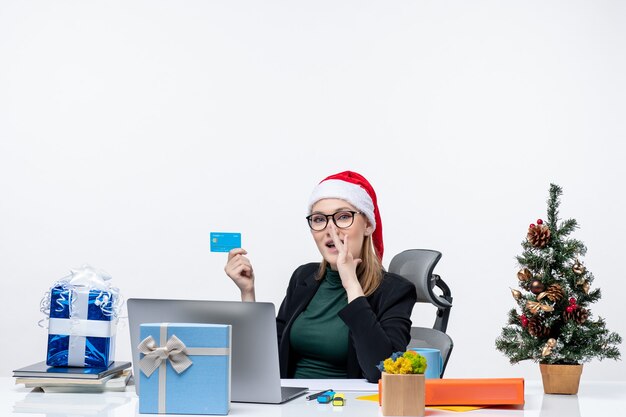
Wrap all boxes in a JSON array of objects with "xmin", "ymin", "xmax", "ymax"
[
  {"xmin": 388, "ymin": 249, "xmax": 453, "ymax": 332},
  {"xmin": 389, "ymin": 249, "xmax": 454, "ymax": 377}
]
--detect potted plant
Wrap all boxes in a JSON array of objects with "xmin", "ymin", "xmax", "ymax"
[
  {"xmin": 377, "ymin": 351, "xmax": 427, "ymax": 416},
  {"xmin": 496, "ymin": 184, "xmax": 622, "ymax": 394}
]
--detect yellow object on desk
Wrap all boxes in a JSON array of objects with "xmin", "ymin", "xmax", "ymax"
[
  {"xmin": 432, "ymin": 405, "xmax": 485, "ymax": 412},
  {"xmin": 332, "ymin": 393, "xmax": 345, "ymax": 406},
  {"xmin": 355, "ymin": 394, "xmax": 379, "ymax": 402}
]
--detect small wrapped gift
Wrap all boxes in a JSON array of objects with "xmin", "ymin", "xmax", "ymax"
[
  {"xmin": 138, "ymin": 323, "xmax": 231, "ymax": 415},
  {"xmin": 43, "ymin": 265, "xmax": 121, "ymax": 368}
]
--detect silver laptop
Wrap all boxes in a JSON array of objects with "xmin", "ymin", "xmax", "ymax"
[{"xmin": 127, "ymin": 298, "xmax": 308, "ymax": 404}]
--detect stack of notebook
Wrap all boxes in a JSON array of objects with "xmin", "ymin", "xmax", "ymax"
[{"xmin": 13, "ymin": 361, "xmax": 132, "ymax": 393}]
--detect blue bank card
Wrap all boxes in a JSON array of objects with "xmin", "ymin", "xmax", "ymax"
[{"xmin": 210, "ymin": 232, "xmax": 242, "ymax": 252}]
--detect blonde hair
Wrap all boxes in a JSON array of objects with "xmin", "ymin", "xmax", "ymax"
[{"xmin": 316, "ymin": 234, "xmax": 383, "ymax": 296}]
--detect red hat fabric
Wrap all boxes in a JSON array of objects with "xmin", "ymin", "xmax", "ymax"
[{"xmin": 308, "ymin": 171, "xmax": 384, "ymax": 260}]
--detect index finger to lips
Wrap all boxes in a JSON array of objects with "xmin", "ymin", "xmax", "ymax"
[
  {"xmin": 329, "ymin": 224, "xmax": 344, "ymax": 250},
  {"xmin": 342, "ymin": 233, "xmax": 350, "ymax": 252}
]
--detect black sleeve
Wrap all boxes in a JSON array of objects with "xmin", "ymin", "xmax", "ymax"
[
  {"xmin": 276, "ymin": 269, "xmax": 298, "ymax": 346},
  {"xmin": 338, "ymin": 274, "xmax": 416, "ymax": 382}
]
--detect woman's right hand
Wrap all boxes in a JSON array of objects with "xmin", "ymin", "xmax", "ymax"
[{"xmin": 225, "ymin": 248, "xmax": 256, "ymax": 301}]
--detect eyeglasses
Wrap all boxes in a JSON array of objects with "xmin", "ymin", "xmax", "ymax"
[{"xmin": 306, "ymin": 211, "xmax": 362, "ymax": 231}]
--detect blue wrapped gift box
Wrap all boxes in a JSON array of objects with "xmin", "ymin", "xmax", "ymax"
[
  {"xmin": 138, "ymin": 323, "xmax": 231, "ymax": 415},
  {"xmin": 47, "ymin": 285, "xmax": 117, "ymax": 368}
]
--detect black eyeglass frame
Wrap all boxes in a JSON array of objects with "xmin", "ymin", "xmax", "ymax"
[{"xmin": 305, "ymin": 210, "xmax": 362, "ymax": 231}]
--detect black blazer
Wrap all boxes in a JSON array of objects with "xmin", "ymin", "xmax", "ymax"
[{"xmin": 276, "ymin": 263, "xmax": 417, "ymax": 383}]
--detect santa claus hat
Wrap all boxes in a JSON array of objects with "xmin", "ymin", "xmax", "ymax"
[{"xmin": 308, "ymin": 171, "xmax": 384, "ymax": 260}]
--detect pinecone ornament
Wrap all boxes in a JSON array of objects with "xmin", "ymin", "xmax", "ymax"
[
  {"xmin": 527, "ymin": 224, "xmax": 551, "ymax": 248},
  {"xmin": 538, "ymin": 284, "xmax": 565, "ymax": 302},
  {"xmin": 527, "ymin": 316, "xmax": 550, "ymax": 337},
  {"xmin": 563, "ymin": 307, "xmax": 589, "ymax": 324}
]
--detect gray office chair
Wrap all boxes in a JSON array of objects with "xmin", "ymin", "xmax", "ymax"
[{"xmin": 389, "ymin": 249, "xmax": 453, "ymax": 377}]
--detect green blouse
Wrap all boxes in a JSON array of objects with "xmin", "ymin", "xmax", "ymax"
[{"xmin": 289, "ymin": 268, "xmax": 349, "ymax": 378}]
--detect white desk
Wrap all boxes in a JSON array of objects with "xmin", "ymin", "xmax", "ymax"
[{"xmin": 2, "ymin": 377, "xmax": 624, "ymax": 417}]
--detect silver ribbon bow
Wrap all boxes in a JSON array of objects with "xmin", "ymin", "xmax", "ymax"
[{"xmin": 138, "ymin": 334, "xmax": 193, "ymax": 377}]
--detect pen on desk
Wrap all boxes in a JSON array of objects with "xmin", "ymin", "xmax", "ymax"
[{"xmin": 306, "ymin": 389, "xmax": 332, "ymax": 401}]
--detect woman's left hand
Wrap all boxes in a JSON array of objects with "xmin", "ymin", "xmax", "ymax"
[{"xmin": 329, "ymin": 223, "xmax": 365, "ymax": 302}]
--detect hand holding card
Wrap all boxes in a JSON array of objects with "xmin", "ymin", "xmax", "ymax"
[{"xmin": 224, "ymin": 246, "xmax": 256, "ymax": 302}]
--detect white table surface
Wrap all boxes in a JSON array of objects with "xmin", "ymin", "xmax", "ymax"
[{"xmin": 2, "ymin": 377, "xmax": 625, "ymax": 417}]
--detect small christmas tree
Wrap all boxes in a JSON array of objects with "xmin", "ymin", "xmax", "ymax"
[{"xmin": 496, "ymin": 184, "xmax": 621, "ymax": 365}]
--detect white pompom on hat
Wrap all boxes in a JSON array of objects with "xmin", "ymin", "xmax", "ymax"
[{"xmin": 308, "ymin": 171, "xmax": 383, "ymax": 260}]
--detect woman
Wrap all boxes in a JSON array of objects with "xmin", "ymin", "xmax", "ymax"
[{"xmin": 225, "ymin": 171, "xmax": 416, "ymax": 382}]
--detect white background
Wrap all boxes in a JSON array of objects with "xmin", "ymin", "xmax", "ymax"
[{"xmin": 1, "ymin": 0, "xmax": 625, "ymax": 381}]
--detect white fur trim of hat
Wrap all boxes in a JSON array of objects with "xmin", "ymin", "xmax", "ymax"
[{"xmin": 307, "ymin": 179, "xmax": 376, "ymax": 231}]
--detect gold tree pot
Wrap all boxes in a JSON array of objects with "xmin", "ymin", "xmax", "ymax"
[{"xmin": 539, "ymin": 363, "xmax": 583, "ymax": 395}]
